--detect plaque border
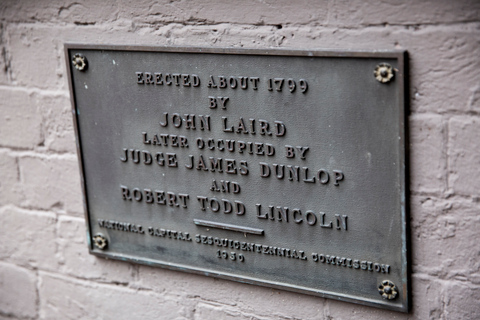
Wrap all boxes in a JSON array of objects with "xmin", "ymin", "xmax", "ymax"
[{"xmin": 65, "ymin": 44, "xmax": 409, "ymax": 312}]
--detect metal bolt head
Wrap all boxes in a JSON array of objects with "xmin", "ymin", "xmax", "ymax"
[
  {"xmin": 374, "ymin": 63, "xmax": 394, "ymax": 83},
  {"xmin": 72, "ymin": 53, "xmax": 87, "ymax": 71},
  {"xmin": 378, "ymin": 280, "xmax": 398, "ymax": 300},
  {"xmin": 93, "ymin": 234, "xmax": 108, "ymax": 250}
]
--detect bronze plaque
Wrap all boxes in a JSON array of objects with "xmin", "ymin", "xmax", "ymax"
[{"xmin": 66, "ymin": 45, "xmax": 408, "ymax": 312}]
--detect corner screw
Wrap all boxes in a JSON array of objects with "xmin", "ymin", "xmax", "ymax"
[
  {"xmin": 93, "ymin": 234, "xmax": 108, "ymax": 250},
  {"xmin": 378, "ymin": 280, "xmax": 398, "ymax": 300},
  {"xmin": 72, "ymin": 53, "xmax": 88, "ymax": 71},
  {"xmin": 374, "ymin": 63, "xmax": 394, "ymax": 83}
]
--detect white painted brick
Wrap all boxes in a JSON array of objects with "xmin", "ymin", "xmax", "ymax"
[
  {"xmin": 327, "ymin": 0, "xmax": 480, "ymax": 26},
  {"xmin": 193, "ymin": 303, "xmax": 254, "ymax": 320},
  {"xmin": 137, "ymin": 265, "xmax": 324, "ymax": 319},
  {"xmin": 6, "ymin": 24, "xmax": 171, "ymax": 90},
  {"xmin": 137, "ymin": 265, "xmax": 246, "ymax": 305},
  {"xmin": 39, "ymin": 273, "xmax": 189, "ymax": 320},
  {"xmin": 326, "ymin": 276, "xmax": 447, "ymax": 319},
  {"xmin": 0, "ymin": 262, "xmax": 37, "ymax": 319},
  {"xmin": 409, "ymin": 114, "xmax": 447, "ymax": 194},
  {"xmin": 0, "ymin": 26, "xmax": 9, "ymax": 85},
  {"xmin": 326, "ymin": 300, "xmax": 409, "ymax": 320},
  {"xmin": 2, "ymin": 0, "xmax": 479, "ymax": 27},
  {"xmin": 381, "ymin": 24, "xmax": 480, "ymax": 114},
  {"xmin": 0, "ymin": 0, "xmax": 323, "ymax": 27},
  {"xmin": 56, "ymin": 216, "xmax": 137, "ymax": 283},
  {"xmin": 0, "ymin": 88, "xmax": 75, "ymax": 153},
  {"xmin": 36, "ymin": 93, "xmax": 77, "ymax": 154},
  {"xmin": 119, "ymin": 0, "xmax": 329, "ymax": 26},
  {"xmin": 6, "ymin": 24, "xmax": 65, "ymax": 90},
  {"xmin": 0, "ymin": 206, "xmax": 57, "ymax": 270},
  {"xmin": 468, "ymin": 85, "xmax": 480, "ymax": 113},
  {"xmin": 448, "ymin": 116, "xmax": 480, "ymax": 196},
  {"xmin": 6, "ymin": 25, "xmax": 57, "ymax": 89},
  {"xmin": 444, "ymin": 281, "xmax": 480, "ymax": 319},
  {"xmin": 18, "ymin": 155, "xmax": 83, "ymax": 214},
  {"xmin": 0, "ymin": 150, "xmax": 22, "ymax": 206},
  {"xmin": 326, "ymin": 278, "xmax": 449, "ymax": 320},
  {"xmin": 0, "ymin": 88, "xmax": 43, "ymax": 149},
  {"xmin": 409, "ymin": 275, "xmax": 445, "ymax": 320},
  {"xmin": 410, "ymin": 195, "xmax": 480, "ymax": 282},
  {"xmin": 0, "ymin": 0, "xmax": 120, "ymax": 24}
]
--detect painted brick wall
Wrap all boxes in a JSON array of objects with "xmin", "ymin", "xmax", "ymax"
[{"xmin": 1, "ymin": 1, "xmax": 479, "ymax": 319}]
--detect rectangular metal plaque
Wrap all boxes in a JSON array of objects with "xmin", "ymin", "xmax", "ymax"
[{"xmin": 66, "ymin": 45, "xmax": 408, "ymax": 312}]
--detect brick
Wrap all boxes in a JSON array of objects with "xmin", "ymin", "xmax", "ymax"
[
  {"xmin": 468, "ymin": 85, "xmax": 480, "ymax": 113},
  {"xmin": 19, "ymin": 155, "xmax": 83, "ymax": 214},
  {"xmin": 328, "ymin": 0, "xmax": 480, "ymax": 27},
  {"xmin": 136, "ymin": 265, "xmax": 242, "ymax": 304},
  {"xmin": 137, "ymin": 265, "xmax": 323, "ymax": 319},
  {"xmin": 410, "ymin": 195, "xmax": 480, "ymax": 282},
  {"xmin": 0, "ymin": 151, "xmax": 22, "ymax": 206},
  {"xmin": 0, "ymin": 0, "xmax": 119, "ymax": 25},
  {"xmin": 448, "ymin": 116, "xmax": 480, "ymax": 196},
  {"xmin": 120, "ymin": 0, "xmax": 480, "ymax": 27},
  {"xmin": 326, "ymin": 300, "xmax": 409, "ymax": 320},
  {"xmin": 394, "ymin": 24, "xmax": 480, "ymax": 114},
  {"xmin": 326, "ymin": 276, "xmax": 445, "ymax": 319},
  {"xmin": 36, "ymin": 93, "xmax": 77, "ymax": 153},
  {"xmin": 410, "ymin": 275, "xmax": 445, "ymax": 320},
  {"xmin": 444, "ymin": 281, "xmax": 480, "ymax": 319},
  {"xmin": 0, "ymin": 262, "xmax": 37, "ymax": 319},
  {"xmin": 118, "ymin": 0, "xmax": 328, "ymax": 26},
  {"xmin": 0, "ymin": 88, "xmax": 43, "ymax": 149},
  {"xmin": 6, "ymin": 24, "xmax": 64, "ymax": 90},
  {"xmin": 2, "ymin": 0, "xmax": 479, "ymax": 27},
  {"xmin": 0, "ymin": 24, "xmax": 10, "ymax": 85},
  {"xmin": 409, "ymin": 114, "xmax": 447, "ymax": 194},
  {"xmin": 0, "ymin": 89, "xmax": 75, "ymax": 153},
  {"xmin": 39, "ymin": 273, "xmax": 189, "ymax": 320},
  {"xmin": 193, "ymin": 303, "xmax": 256, "ymax": 320},
  {"xmin": 6, "ymin": 24, "xmax": 162, "ymax": 90},
  {"xmin": 56, "ymin": 216, "xmax": 136, "ymax": 283},
  {"xmin": 0, "ymin": 206, "xmax": 57, "ymax": 270}
]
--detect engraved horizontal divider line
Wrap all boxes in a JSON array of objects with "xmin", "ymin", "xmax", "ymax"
[{"xmin": 193, "ymin": 219, "xmax": 264, "ymax": 235}]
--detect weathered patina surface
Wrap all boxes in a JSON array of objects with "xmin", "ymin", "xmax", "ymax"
[{"xmin": 66, "ymin": 45, "xmax": 408, "ymax": 312}]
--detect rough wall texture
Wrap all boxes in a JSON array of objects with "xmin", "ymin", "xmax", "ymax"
[{"xmin": 0, "ymin": 1, "xmax": 479, "ymax": 319}]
